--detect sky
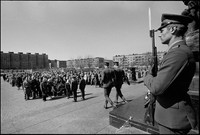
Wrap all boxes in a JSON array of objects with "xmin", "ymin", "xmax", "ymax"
[{"xmin": 1, "ymin": 1, "xmax": 187, "ymax": 60}]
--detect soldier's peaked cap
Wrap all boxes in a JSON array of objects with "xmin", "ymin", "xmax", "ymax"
[{"xmin": 157, "ymin": 13, "xmax": 193, "ymax": 31}]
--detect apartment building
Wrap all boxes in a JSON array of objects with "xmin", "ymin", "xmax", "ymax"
[
  {"xmin": 1, "ymin": 51, "xmax": 49, "ymax": 70},
  {"xmin": 113, "ymin": 52, "xmax": 165, "ymax": 68}
]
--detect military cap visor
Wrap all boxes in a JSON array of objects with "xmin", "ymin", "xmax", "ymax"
[
  {"xmin": 157, "ymin": 21, "xmax": 183, "ymax": 31},
  {"xmin": 157, "ymin": 14, "xmax": 193, "ymax": 31}
]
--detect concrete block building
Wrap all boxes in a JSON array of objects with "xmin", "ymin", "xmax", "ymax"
[{"xmin": 1, "ymin": 51, "xmax": 49, "ymax": 70}]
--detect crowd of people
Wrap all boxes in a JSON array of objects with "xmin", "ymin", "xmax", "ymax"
[
  {"xmin": 1, "ymin": 66, "xmax": 134, "ymax": 103},
  {"xmin": 2, "ymin": 69, "xmax": 105, "ymax": 102}
]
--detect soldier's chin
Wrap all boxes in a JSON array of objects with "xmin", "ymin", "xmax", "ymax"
[{"xmin": 161, "ymin": 40, "xmax": 168, "ymax": 44}]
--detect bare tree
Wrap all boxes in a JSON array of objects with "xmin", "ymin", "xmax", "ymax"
[
  {"xmin": 68, "ymin": 59, "xmax": 74, "ymax": 68},
  {"xmin": 77, "ymin": 56, "xmax": 84, "ymax": 69},
  {"xmin": 85, "ymin": 55, "xmax": 93, "ymax": 68},
  {"xmin": 121, "ymin": 55, "xmax": 126, "ymax": 69}
]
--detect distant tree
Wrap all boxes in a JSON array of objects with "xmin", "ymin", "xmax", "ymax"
[
  {"xmin": 120, "ymin": 55, "xmax": 126, "ymax": 68},
  {"xmin": 74, "ymin": 59, "xmax": 79, "ymax": 69},
  {"xmin": 68, "ymin": 59, "xmax": 74, "ymax": 68},
  {"xmin": 85, "ymin": 55, "xmax": 93, "ymax": 68},
  {"xmin": 77, "ymin": 56, "xmax": 84, "ymax": 69}
]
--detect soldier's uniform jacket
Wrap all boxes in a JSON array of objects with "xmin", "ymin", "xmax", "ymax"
[
  {"xmin": 101, "ymin": 68, "xmax": 115, "ymax": 88},
  {"xmin": 114, "ymin": 68, "xmax": 125, "ymax": 87},
  {"xmin": 144, "ymin": 40, "xmax": 197, "ymax": 129}
]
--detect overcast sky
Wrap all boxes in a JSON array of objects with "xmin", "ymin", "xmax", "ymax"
[{"xmin": 1, "ymin": 1, "xmax": 187, "ymax": 60}]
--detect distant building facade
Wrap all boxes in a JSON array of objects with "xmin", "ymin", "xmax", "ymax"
[
  {"xmin": 1, "ymin": 51, "xmax": 165, "ymax": 70},
  {"xmin": 58, "ymin": 60, "xmax": 67, "ymax": 68},
  {"xmin": 49, "ymin": 59, "xmax": 58, "ymax": 68},
  {"xmin": 65, "ymin": 57, "xmax": 105, "ymax": 69},
  {"xmin": 48, "ymin": 57, "xmax": 106, "ymax": 69},
  {"xmin": 113, "ymin": 52, "xmax": 165, "ymax": 68},
  {"xmin": 1, "ymin": 51, "xmax": 49, "ymax": 70}
]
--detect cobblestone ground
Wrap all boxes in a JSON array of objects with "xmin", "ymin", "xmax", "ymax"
[{"xmin": 1, "ymin": 77, "xmax": 148, "ymax": 134}]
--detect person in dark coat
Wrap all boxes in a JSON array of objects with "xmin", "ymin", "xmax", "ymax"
[
  {"xmin": 101, "ymin": 62, "xmax": 117, "ymax": 109},
  {"xmin": 65, "ymin": 78, "xmax": 71, "ymax": 99},
  {"xmin": 30, "ymin": 76, "xmax": 37, "ymax": 99},
  {"xmin": 113, "ymin": 62, "xmax": 129, "ymax": 104},
  {"xmin": 35, "ymin": 77, "xmax": 42, "ymax": 98},
  {"xmin": 144, "ymin": 13, "xmax": 197, "ymax": 134},
  {"xmin": 11, "ymin": 75, "xmax": 16, "ymax": 87},
  {"xmin": 79, "ymin": 75, "xmax": 86, "ymax": 100},
  {"xmin": 16, "ymin": 74, "xmax": 23, "ymax": 90},
  {"xmin": 94, "ymin": 72, "xmax": 100, "ymax": 88},
  {"xmin": 71, "ymin": 75, "xmax": 78, "ymax": 102},
  {"xmin": 3, "ymin": 73, "xmax": 7, "ymax": 81}
]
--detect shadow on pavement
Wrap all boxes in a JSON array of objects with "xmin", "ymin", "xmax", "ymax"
[
  {"xmin": 49, "ymin": 95, "xmax": 67, "ymax": 101},
  {"xmin": 115, "ymin": 99, "xmax": 133, "ymax": 108},
  {"xmin": 72, "ymin": 95, "xmax": 98, "ymax": 102}
]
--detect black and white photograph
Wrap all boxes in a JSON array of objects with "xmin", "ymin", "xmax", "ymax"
[{"xmin": 1, "ymin": 1, "xmax": 199, "ymax": 134}]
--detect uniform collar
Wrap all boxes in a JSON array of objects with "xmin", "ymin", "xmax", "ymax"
[{"xmin": 166, "ymin": 40, "xmax": 185, "ymax": 53}]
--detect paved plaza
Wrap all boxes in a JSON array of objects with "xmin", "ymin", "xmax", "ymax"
[{"xmin": 1, "ymin": 77, "xmax": 149, "ymax": 134}]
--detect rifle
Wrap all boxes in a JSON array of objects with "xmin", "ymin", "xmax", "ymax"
[
  {"xmin": 144, "ymin": 8, "xmax": 158, "ymax": 126},
  {"xmin": 150, "ymin": 29, "xmax": 158, "ymax": 77}
]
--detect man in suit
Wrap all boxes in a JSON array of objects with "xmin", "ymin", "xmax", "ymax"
[
  {"xmin": 30, "ymin": 75, "xmax": 37, "ymax": 99},
  {"xmin": 65, "ymin": 77, "xmax": 71, "ymax": 99},
  {"xmin": 71, "ymin": 75, "xmax": 78, "ymax": 102},
  {"xmin": 16, "ymin": 74, "xmax": 23, "ymax": 90},
  {"xmin": 144, "ymin": 13, "xmax": 197, "ymax": 134},
  {"xmin": 101, "ymin": 62, "xmax": 117, "ymax": 109},
  {"xmin": 113, "ymin": 61, "xmax": 129, "ymax": 104},
  {"xmin": 79, "ymin": 75, "xmax": 86, "ymax": 100}
]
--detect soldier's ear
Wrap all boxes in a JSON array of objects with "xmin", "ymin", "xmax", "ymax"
[{"xmin": 170, "ymin": 26, "xmax": 177, "ymax": 34}]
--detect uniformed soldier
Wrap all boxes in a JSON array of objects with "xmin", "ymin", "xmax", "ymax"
[
  {"xmin": 144, "ymin": 14, "xmax": 197, "ymax": 134},
  {"xmin": 113, "ymin": 61, "xmax": 129, "ymax": 104},
  {"xmin": 101, "ymin": 62, "xmax": 117, "ymax": 109}
]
